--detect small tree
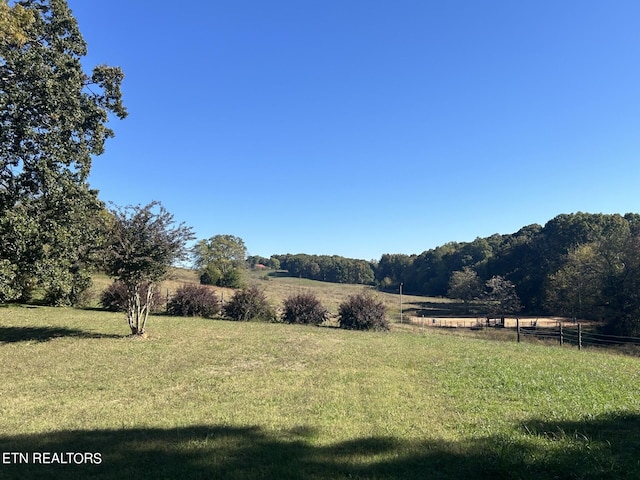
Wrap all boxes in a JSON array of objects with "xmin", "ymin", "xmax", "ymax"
[
  {"xmin": 338, "ymin": 292, "xmax": 388, "ymax": 331},
  {"xmin": 193, "ymin": 234, "xmax": 247, "ymax": 287},
  {"xmin": 484, "ymin": 275, "xmax": 522, "ymax": 320},
  {"xmin": 103, "ymin": 202, "xmax": 194, "ymax": 335},
  {"xmin": 447, "ymin": 267, "xmax": 483, "ymax": 307},
  {"xmin": 224, "ymin": 285, "xmax": 275, "ymax": 322},
  {"xmin": 282, "ymin": 292, "xmax": 328, "ymax": 325}
]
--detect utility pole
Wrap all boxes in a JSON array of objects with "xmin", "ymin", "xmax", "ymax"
[{"xmin": 400, "ymin": 282, "xmax": 403, "ymax": 324}]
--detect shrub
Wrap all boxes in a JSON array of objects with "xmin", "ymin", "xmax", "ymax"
[
  {"xmin": 100, "ymin": 281, "xmax": 161, "ymax": 313},
  {"xmin": 167, "ymin": 284, "xmax": 220, "ymax": 318},
  {"xmin": 281, "ymin": 292, "xmax": 328, "ymax": 325},
  {"xmin": 200, "ymin": 266, "xmax": 244, "ymax": 288},
  {"xmin": 199, "ymin": 264, "xmax": 221, "ymax": 286},
  {"xmin": 338, "ymin": 292, "xmax": 388, "ymax": 331},
  {"xmin": 224, "ymin": 285, "xmax": 275, "ymax": 322},
  {"xmin": 218, "ymin": 268, "xmax": 244, "ymax": 288}
]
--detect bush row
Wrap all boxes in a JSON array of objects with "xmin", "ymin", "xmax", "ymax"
[{"xmin": 100, "ymin": 282, "xmax": 388, "ymax": 331}]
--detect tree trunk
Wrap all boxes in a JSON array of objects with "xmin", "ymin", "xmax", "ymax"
[
  {"xmin": 126, "ymin": 281, "xmax": 146, "ymax": 335},
  {"xmin": 138, "ymin": 284, "xmax": 154, "ymax": 334}
]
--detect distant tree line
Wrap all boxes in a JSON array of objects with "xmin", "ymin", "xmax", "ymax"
[{"xmin": 273, "ymin": 254, "xmax": 376, "ymax": 285}]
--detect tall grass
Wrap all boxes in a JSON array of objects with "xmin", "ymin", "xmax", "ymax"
[{"xmin": 1, "ymin": 304, "xmax": 639, "ymax": 479}]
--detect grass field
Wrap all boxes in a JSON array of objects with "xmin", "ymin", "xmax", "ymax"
[
  {"xmin": 88, "ymin": 267, "xmax": 454, "ymax": 323},
  {"xmin": 1, "ymin": 296, "xmax": 639, "ymax": 479}
]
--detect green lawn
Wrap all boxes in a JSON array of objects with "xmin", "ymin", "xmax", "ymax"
[{"xmin": 1, "ymin": 305, "xmax": 639, "ymax": 479}]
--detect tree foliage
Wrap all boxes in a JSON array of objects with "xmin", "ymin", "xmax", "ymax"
[
  {"xmin": 447, "ymin": 267, "xmax": 483, "ymax": 305},
  {"xmin": 375, "ymin": 253, "xmax": 415, "ymax": 290},
  {"xmin": 543, "ymin": 229, "xmax": 640, "ymax": 336},
  {"xmin": 0, "ymin": 0, "xmax": 126, "ymax": 304},
  {"xmin": 544, "ymin": 244, "xmax": 604, "ymax": 318},
  {"xmin": 600, "ymin": 234, "xmax": 640, "ymax": 336},
  {"xmin": 246, "ymin": 255, "xmax": 280, "ymax": 270},
  {"xmin": 275, "ymin": 254, "xmax": 375, "ymax": 285},
  {"xmin": 193, "ymin": 234, "xmax": 246, "ymax": 288},
  {"xmin": 103, "ymin": 202, "xmax": 194, "ymax": 335},
  {"xmin": 484, "ymin": 275, "xmax": 522, "ymax": 318},
  {"xmin": 0, "ymin": 1, "xmax": 34, "ymax": 46}
]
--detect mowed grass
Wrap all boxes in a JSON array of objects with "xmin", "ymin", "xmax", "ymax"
[{"xmin": 1, "ymin": 304, "xmax": 639, "ymax": 479}]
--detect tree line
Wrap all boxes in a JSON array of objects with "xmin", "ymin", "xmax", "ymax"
[
  {"xmin": 375, "ymin": 212, "xmax": 640, "ymax": 335},
  {"xmin": 273, "ymin": 254, "xmax": 375, "ymax": 285}
]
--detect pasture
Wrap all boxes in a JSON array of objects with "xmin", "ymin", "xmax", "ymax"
[{"xmin": 1, "ymin": 298, "xmax": 639, "ymax": 479}]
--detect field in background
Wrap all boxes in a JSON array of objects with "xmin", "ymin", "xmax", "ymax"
[
  {"xmin": 89, "ymin": 267, "xmax": 454, "ymax": 323},
  {"xmin": 0, "ymin": 304, "xmax": 639, "ymax": 479},
  {"xmin": 242, "ymin": 268, "xmax": 458, "ymax": 323},
  {"xmin": 91, "ymin": 268, "xmax": 586, "ymax": 334}
]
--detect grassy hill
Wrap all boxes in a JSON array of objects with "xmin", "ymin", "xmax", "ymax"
[
  {"xmin": 89, "ymin": 267, "xmax": 459, "ymax": 323},
  {"xmin": 1, "ymin": 300, "xmax": 639, "ymax": 479}
]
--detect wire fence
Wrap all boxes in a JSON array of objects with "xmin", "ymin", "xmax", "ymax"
[
  {"xmin": 408, "ymin": 316, "xmax": 640, "ymax": 353},
  {"xmin": 518, "ymin": 320, "xmax": 640, "ymax": 351}
]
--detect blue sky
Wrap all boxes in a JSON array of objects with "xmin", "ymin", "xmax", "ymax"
[{"xmin": 70, "ymin": 1, "xmax": 640, "ymax": 261}]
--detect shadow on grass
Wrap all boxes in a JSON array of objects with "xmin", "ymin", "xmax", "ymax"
[
  {"xmin": 404, "ymin": 300, "xmax": 474, "ymax": 317},
  {"xmin": 0, "ymin": 412, "xmax": 638, "ymax": 479},
  {"xmin": 0, "ymin": 326, "xmax": 123, "ymax": 343}
]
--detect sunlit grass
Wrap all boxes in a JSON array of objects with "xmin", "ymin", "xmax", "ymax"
[{"xmin": 1, "ymin": 304, "xmax": 639, "ymax": 479}]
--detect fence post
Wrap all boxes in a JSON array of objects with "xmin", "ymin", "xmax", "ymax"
[
  {"xmin": 516, "ymin": 318, "xmax": 520, "ymax": 343},
  {"xmin": 559, "ymin": 322, "xmax": 563, "ymax": 346},
  {"xmin": 578, "ymin": 323, "xmax": 582, "ymax": 350}
]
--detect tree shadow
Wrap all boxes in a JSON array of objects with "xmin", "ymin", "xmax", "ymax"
[
  {"xmin": 405, "ymin": 300, "xmax": 475, "ymax": 317},
  {"xmin": 518, "ymin": 411, "xmax": 640, "ymax": 476},
  {"xmin": 0, "ymin": 412, "xmax": 638, "ymax": 479},
  {"xmin": 0, "ymin": 326, "xmax": 123, "ymax": 343},
  {"xmin": 267, "ymin": 270, "xmax": 295, "ymax": 278}
]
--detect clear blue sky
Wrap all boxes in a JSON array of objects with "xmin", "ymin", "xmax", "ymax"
[{"xmin": 70, "ymin": 0, "xmax": 640, "ymax": 261}]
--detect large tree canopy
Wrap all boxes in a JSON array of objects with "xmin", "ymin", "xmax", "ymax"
[{"xmin": 0, "ymin": 0, "xmax": 126, "ymax": 303}]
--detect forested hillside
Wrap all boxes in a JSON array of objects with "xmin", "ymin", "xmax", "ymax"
[{"xmin": 376, "ymin": 212, "xmax": 640, "ymax": 335}]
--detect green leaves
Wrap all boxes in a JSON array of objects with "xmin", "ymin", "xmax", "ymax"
[
  {"xmin": 105, "ymin": 202, "xmax": 194, "ymax": 284},
  {"xmin": 0, "ymin": 0, "xmax": 127, "ymax": 304},
  {"xmin": 0, "ymin": 2, "xmax": 35, "ymax": 47},
  {"xmin": 193, "ymin": 234, "xmax": 248, "ymax": 288}
]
